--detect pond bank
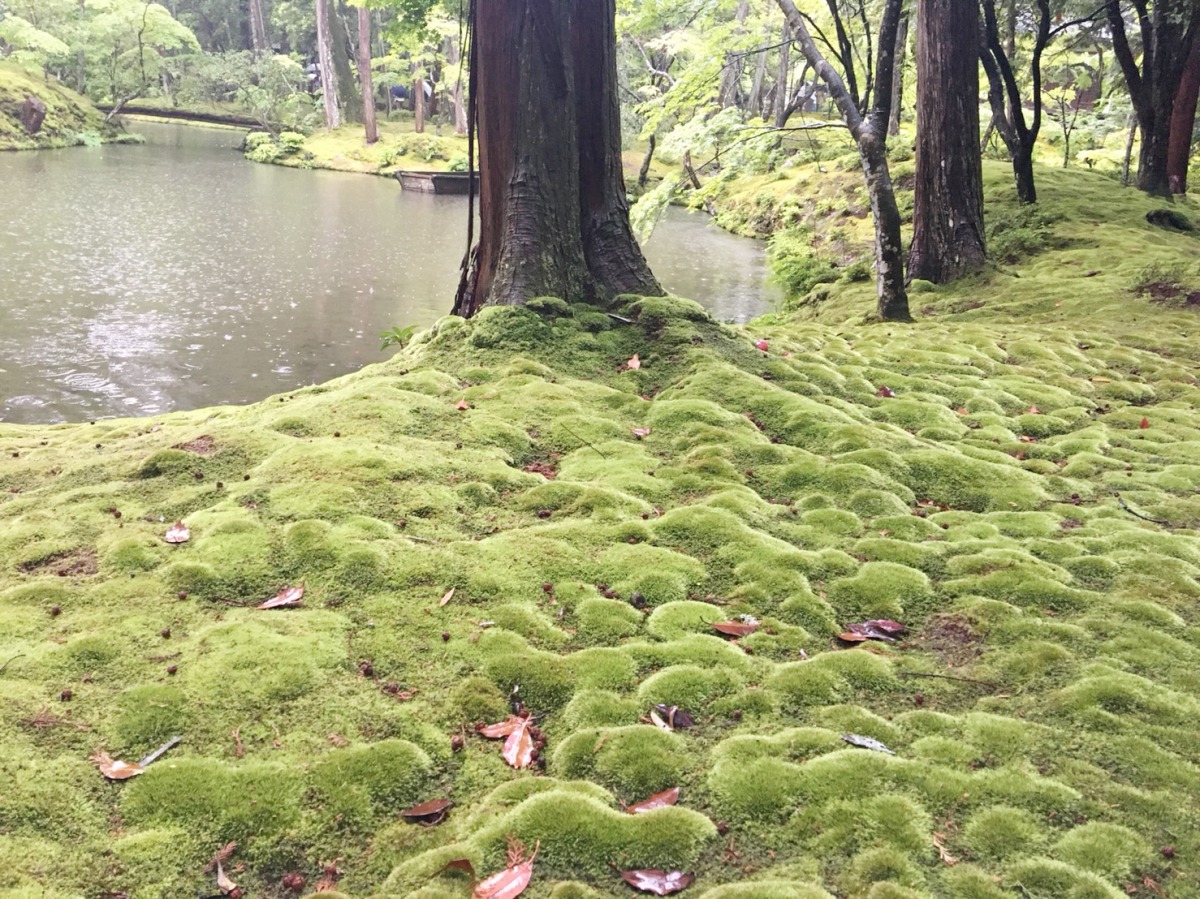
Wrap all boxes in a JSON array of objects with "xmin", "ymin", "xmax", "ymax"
[{"xmin": 0, "ymin": 62, "xmax": 131, "ymax": 150}]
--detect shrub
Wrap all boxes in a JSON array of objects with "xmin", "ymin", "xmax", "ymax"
[{"xmin": 768, "ymin": 227, "xmax": 839, "ymax": 301}]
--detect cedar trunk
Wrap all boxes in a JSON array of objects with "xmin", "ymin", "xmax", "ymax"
[
  {"xmin": 249, "ymin": 0, "xmax": 269, "ymax": 54},
  {"xmin": 452, "ymin": 0, "xmax": 660, "ymax": 317},
  {"xmin": 1168, "ymin": 33, "xmax": 1200, "ymax": 193},
  {"xmin": 358, "ymin": 6, "xmax": 378, "ymax": 144},
  {"xmin": 315, "ymin": 0, "xmax": 340, "ymax": 129},
  {"xmin": 908, "ymin": 0, "xmax": 986, "ymax": 283}
]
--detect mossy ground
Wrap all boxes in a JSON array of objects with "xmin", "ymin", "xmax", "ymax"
[
  {"xmin": 0, "ymin": 62, "xmax": 125, "ymax": 150},
  {"xmin": 3, "ymin": 169, "xmax": 1200, "ymax": 898}
]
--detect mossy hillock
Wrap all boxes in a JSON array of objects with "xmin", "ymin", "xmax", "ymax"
[
  {"xmin": 0, "ymin": 61, "xmax": 125, "ymax": 150},
  {"xmin": 3, "ymin": 189, "xmax": 1200, "ymax": 895}
]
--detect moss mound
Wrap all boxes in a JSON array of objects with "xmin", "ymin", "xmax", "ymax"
[
  {"xmin": 3, "ymin": 193, "xmax": 1200, "ymax": 895},
  {"xmin": 0, "ymin": 62, "xmax": 121, "ymax": 149}
]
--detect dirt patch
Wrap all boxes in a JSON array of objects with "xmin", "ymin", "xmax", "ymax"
[
  {"xmin": 18, "ymin": 548, "xmax": 99, "ymax": 577},
  {"xmin": 1143, "ymin": 282, "xmax": 1200, "ymax": 306},
  {"xmin": 914, "ymin": 614, "xmax": 983, "ymax": 668},
  {"xmin": 174, "ymin": 434, "xmax": 218, "ymax": 454}
]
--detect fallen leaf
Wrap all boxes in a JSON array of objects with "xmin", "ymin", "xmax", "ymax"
[
  {"xmin": 1091, "ymin": 376, "xmax": 1111, "ymax": 383},
  {"xmin": 1018, "ymin": 435, "xmax": 1037, "ymax": 443},
  {"xmin": 649, "ymin": 708, "xmax": 672, "ymax": 731},
  {"xmin": 440, "ymin": 588, "xmax": 455, "ymax": 607},
  {"xmin": 875, "ymin": 385, "xmax": 896, "ymax": 398},
  {"xmin": 836, "ymin": 632, "xmax": 872, "ymax": 643},
  {"xmin": 955, "ymin": 407, "xmax": 969, "ymax": 415},
  {"xmin": 632, "ymin": 427, "xmax": 652, "ymax": 438},
  {"xmin": 625, "ymin": 354, "xmax": 642, "ymax": 371},
  {"xmin": 164, "ymin": 521, "xmax": 190, "ymax": 544},
  {"xmin": 754, "ymin": 339, "xmax": 769, "ymax": 352},
  {"xmin": 626, "ymin": 786, "xmax": 680, "ymax": 814},
  {"xmin": 474, "ymin": 839, "xmax": 537, "ymax": 899},
  {"xmin": 216, "ymin": 860, "xmax": 238, "ymax": 894},
  {"xmin": 203, "ymin": 842, "xmax": 238, "ymax": 874},
  {"xmin": 91, "ymin": 751, "xmax": 144, "ymax": 780},
  {"xmin": 456, "ymin": 399, "xmax": 472, "ymax": 410},
  {"xmin": 840, "ymin": 619, "xmax": 907, "ymax": 643},
  {"xmin": 478, "ymin": 718, "xmax": 521, "ymax": 738},
  {"xmin": 258, "ymin": 583, "xmax": 304, "ymax": 610},
  {"xmin": 1140, "ymin": 416, "xmax": 1150, "ymax": 429},
  {"xmin": 620, "ymin": 869, "xmax": 694, "ymax": 895},
  {"xmin": 654, "ymin": 704, "xmax": 695, "ymax": 729},
  {"xmin": 711, "ymin": 619, "xmax": 759, "ymax": 638},
  {"xmin": 1027, "ymin": 405, "xmax": 1041, "ymax": 414},
  {"xmin": 841, "ymin": 733, "xmax": 895, "ymax": 754},
  {"xmin": 439, "ymin": 858, "xmax": 478, "ymax": 881},
  {"xmin": 478, "ymin": 716, "xmax": 539, "ymax": 769},
  {"xmin": 402, "ymin": 798, "xmax": 452, "ymax": 826},
  {"xmin": 932, "ymin": 831, "xmax": 958, "ymax": 867}
]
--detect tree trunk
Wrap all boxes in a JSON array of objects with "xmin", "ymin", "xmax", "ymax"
[
  {"xmin": 908, "ymin": 0, "xmax": 986, "ymax": 283},
  {"xmin": 315, "ymin": 0, "xmax": 340, "ymax": 128},
  {"xmin": 888, "ymin": 14, "xmax": 907, "ymax": 136},
  {"xmin": 776, "ymin": 0, "xmax": 909, "ymax": 321},
  {"xmin": 357, "ymin": 5, "xmax": 377, "ymax": 144},
  {"xmin": 249, "ymin": 0, "xmax": 269, "ymax": 54},
  {"xmin": 1167, "ymin": 32, "xmax": 1200, "ymax": 193},
  {"xmin": 330, "ymin": 2, "xmax": 360, "ymax": 124},
  {"xmin": 747, "ymin": 29, "xmax": 769, "ymax": 117},
  {"xmin": 718, "ymin": 0, "xmax": 750, "ymax": 108},
  {"xmin": 453, "ymin": 0, "xmax": 661, "ymax": 317},
  {"xmin": 638, "ymin": 133, "xmax": 656, "ymax": 188},
  {"xmin": 414, "ymin": 76, "xmax": 425, "ymax": 132},
  {"xmin": 448, "ymin": 38, "xmax": 468, "ymax": 136},
  {"xmin": 774, "ymin": 21, "xmax": 792, "ymax": 128}
]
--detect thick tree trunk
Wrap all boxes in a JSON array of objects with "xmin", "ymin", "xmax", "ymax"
[
  {"xmin": 888, "ymin": 14, "xmax": 907, "ymax": 136},
  {"xmin": 315, "ymin": 0, "xmax": 340, "ymax": 128},
  {"xmin": 357, "ymin": 5, "xmax": 377, "ymax": 144},
  {"xmin": 330, "ymin": 3, "xmax": 360, "ymax": 124},
  {"xmin": 1167, "ymin": 33, "xmax": 1200, "ymax": 193},
  {"xmin": 908, "ymin": 0, "xmax": 986, "ymax": 283},
  {"xmin": 249, "ymin": 0, "xmax": 269, "ymax": 53},
  {"xmin": 453, "ymin": 0, "xmax": 660, "ymax": 317}
]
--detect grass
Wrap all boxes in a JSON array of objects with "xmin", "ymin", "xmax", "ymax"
[
  {"xmin": 0, "ymin": 61, "xmax": 128, "ymax": 150},
  {"xmin": 1, "ymin": 166, "xmax": 1200, "ymax": 898}
]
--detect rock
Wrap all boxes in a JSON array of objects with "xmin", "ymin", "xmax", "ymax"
[
  {"xmin": 19, "ymin": 96, "xmax": 47, "ymax": 135},
  {"xmin": 1146, "ymin": 209, "xmax": 1195, "ymax": 233}
]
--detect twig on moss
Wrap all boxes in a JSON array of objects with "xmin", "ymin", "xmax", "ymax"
[
  {"xmin": 561, "ymin": 424, "xmax": 607, "ymax": 459},
  {"xmin": 899, "ymin": 671, "xmax": 996, "ymax": 689},
  {"xmin": 0, "ymin": 654, "xmax": 25, "ymax": 674},
  {"xmin": 1115, "ymin": 493, "xmax": 1176, "ymax": 527}
]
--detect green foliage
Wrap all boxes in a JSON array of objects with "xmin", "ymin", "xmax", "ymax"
[
  {"xmin": 767, "ymin": 227, "xmax": 839, "ymax": 302},
  {"xmin": 986, "ymin": 204, "xmax": 1064, "ymax": 263}
]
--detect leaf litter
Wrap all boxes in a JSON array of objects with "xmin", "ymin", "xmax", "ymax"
[{"xmin": 620, "ymin": 869, "xmax": 694, "ymax": 895}]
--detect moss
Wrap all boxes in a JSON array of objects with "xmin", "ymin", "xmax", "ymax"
[
  {"xmin": 826, "ymin": 562, "xmax": 934, "ymax": 619},
  {"xmin": 1003, "ymin": 858, "xmax": 1125, "ymax": 899},
  {"xmin": 310, "ymin": 739, "xmax": 434, "ymax": 829},
  {"xmin": 553, "ymin": 726, "xmax": 691, "ymax": 801},
  {"xmin": 768, "ymin": 651, "xmax": 897, "ymax": 712},
  {"xmin": 839, "ymin": 847, "xmax": 927, "ymax": 895},
  {"xmin": 1051, "ymin": 822, "xmax": 1151, "ymax": 880},
  {"xmin": 961, "ymin": 806, "xmax": 1046, "ymax": 860},
  {"xmin": 111, "ymin": 685, "xmax": 192, "ymax": 754},
  {"xmin": 447, "ymin": 676, "xmax": 510, "ymax": 724},
  {"xmin": 576, "ymin": 598, "xmax": 643, "ymax": 642},
  {"xmin": 484, "ymin": 648, "xmax": 577, "ymax": 710},
  {"xmin": 636, "ymin": 664, "xmax": 742, "ymax": 711}
]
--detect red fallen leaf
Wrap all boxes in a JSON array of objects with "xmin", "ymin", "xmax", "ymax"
[
  {"xmin": 632, "ymin": 427, "xmax": 652, "ymax": 439},
  {"xmin": 401, "ymin": 797, "xmax": 452, "ymax": 826},
  {"xmin": 711, "ymin": 619, "xmax": 759, "ymax": 638},
  {"xmin": 474, "ymin": 838, "xmax": 538, "ymax": 899},
  {"xmin": 91, "ymin": 752, "xmax": 144, "ymax": 780},
  {"xmin": 456, "ymin": 399, "xmax": 472, "ymax": 410},
  {"xmin": 620, "ymin": 869, "xmax": 694, "ymax": 895},
  {"xmin": 1140, "ymin": 416, "xmax": 1150, "ymax": 429},
  {"xmin": 626, "ymin": 786, "xmax": 680, "ymax": 814},
  {"xmin": 625, "ymin": 354, "xmax": 642, "ymax": 371},
  {"xmin": 836, "ymin": 632, "xmax": 872, "ymax": 643},
  {"xmin": 478, "ymin": 715, "xmax": 538, "ymax": 768},
  {"xmin": 478, "ymin": 717, "xmax": 521, "ymax": 738},
  {"xmin": 440, "ymin": 588, "xmax": 455, "ymax": 607},
  {"xmin": 164, "ymin": 521, "xmax": 190, "ymax": 544},
  {"xmin": 955, "ymin": 407, "xmax": 969, "ymax": 415},
  {"xmin": 1028, "ymin": 405, "xmax": 1041, "ymax": 414},
  {"xmin": 754, "ymin": 339, "xmax": 769, "ymax": 352},
  {"xmin": 258, "ymin": 583, "xmax": 304, "ymax": 609},
  {"xmin": 875, "ymin": 385, "xmax": 896, "ymax": 398},
  {"xmin": 842, "ymin": 619, "xmax": 907, "ymax": 643},
  {"xmin": 216, "ymin": 860, "xmax": 238, "ymax": 895},
  {"xmin": 439, "ymin": 858, "xmax": 478, "ymax": 881}
]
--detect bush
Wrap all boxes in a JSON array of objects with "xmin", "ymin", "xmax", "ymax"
[{"xmin": 767, "ymin": 227, "xmax": 839, "ymax": 301}]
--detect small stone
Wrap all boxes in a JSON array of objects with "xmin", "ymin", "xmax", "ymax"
[
  {"xmin": 333, "ymin": 431, "xmax": 341, "ymax": 437},
  {"xmin": 450, "ymin": 734, "xmax": 465, "ymax": 752},
  {"xmin": 537, "ymin": 509, "xmax": 551, "ymax": 519},
  {"xmin": 166, "ymin": 665, "xmax": 178, "ymax": 675},
  {"xmin": 177, "ymin": 591, "xmax": 188, "ymax": 601},
  {"xmin": 441, "ymin": 631, "xmax": 451, "ymax": 642},
  {"xmin": 1161, "ymin": 845, "xmax": 1176, "ymax": 859},
  {"xmin": 243, "ymin": 474, "xmax": 250, "ymax": 480},
  {"xmin": 160, "ymin": 628, "xmax": 171, "ymax": 639},
  {"xmin": 50, "ymin": 605, "xmax": 62, "ymax": 617},
  {"xmin": 59, "ymin": 689, "xmax": 73, "ymax": 702},
  {"xmin": 216, "ymin": 481, "xmax": 224, "ymax": 490}
]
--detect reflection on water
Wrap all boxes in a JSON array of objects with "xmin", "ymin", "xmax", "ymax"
[{"xmin": 0, "ymin": 122, "xmax": 778, "ymax": 424}]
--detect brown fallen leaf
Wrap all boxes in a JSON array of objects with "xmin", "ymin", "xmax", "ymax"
[
  {"xmin": 164, "ymin": 521, "xmax": 190, "ymax": 544},
  {"xmin": 440, "ymin": 587, "xmax": 456, "ymax": 607},
  {"xmin": 654, "ymin": 705, "xmax": 695, "ymax": 729},
  {"xmin": 875, "ymin": 385, "xmax": 896, "ymax": 398},
  {"xmin": 625, "ymin": 353, "xmax": 642, "ymax": 371},
  {"xmin": 216, "ymin": 860, "xmax": 238, "ymax": 894},
  {"xmin": 478, "ymin": 715, "xmax": 540, "ymax": 769},
  {"xmin": 932, "ymin": 831, "xmax": 958, "ymax": 866},
  {"xmin": 402, "ymin": 797, "xmax": 453, "ymax": 826},
  {"xmin": 474, "ymin": 837, "xmax": 538, "ymax": 899},
  {"xmin": 626, "ymin": 786, "xmax": 680, "ymax": 814},
  {"xmin": 711, "ymin": 619, "xmax": 759, "ymax": 638},
  {"xmin": 620, "ymin": 869, "xmax": 694, "ymax": 895},
  {"xmin": 203, "ymin": 842, "xmax": 238, "ymax": 874},
  {"xmin": 456, "ymin": 399, "xmax": 472, "ymax": 411},
  {"xmin": 439, "ymin": 858, "xmax": 478, "ymax": 881},
  {"xmin": 91, "ymin": 751, "xmax": 144, "ymax": 780},
  {"xmin": 259, "ymin": 583, "xmax": 304, "ymax": 610},
  {"xmin": 839, "ymin": 619, "xmax": 907, "ymax": 643}
]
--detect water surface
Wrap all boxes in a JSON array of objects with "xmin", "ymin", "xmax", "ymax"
[{"xmin": 0, "ymin": 122, "xmax": 777, "ymax": 424}]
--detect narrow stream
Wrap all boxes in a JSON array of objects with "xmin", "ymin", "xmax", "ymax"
[{"xmin": 0, "ymin": 122, "xmax": 778, "ymax": 424}]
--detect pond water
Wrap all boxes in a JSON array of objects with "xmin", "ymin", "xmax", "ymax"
[{"xmin": 0, "ymin": 121, "xmax": 778, "ymax": 425}]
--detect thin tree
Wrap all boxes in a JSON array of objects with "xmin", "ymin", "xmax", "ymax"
[
  {"xmin": 1107, "ymin": 0, "xmax": 1200, "ymax": 196},
  {"xmin": 908, "ymin": 0, "xmax": 986, "ymax": 283},
  {"xmin": 357, "ymin": 4, "xmax": 377, "ymax": 143},
  {"xmin": 451, "ymin": 0, "xmax": 661, "ymax": 316},
  {"xmin": 315, "ymin": 0, "xmax": 340, "ymax": 127},
  {"xmin": 776, "ymin": 0, "xmax": 910, "ymax": 321}
]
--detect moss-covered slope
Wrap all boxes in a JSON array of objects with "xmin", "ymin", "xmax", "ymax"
[
  {"xmin": 3, "ymin": 229, "xmax": 1200, "ymax": 896},
  {"xmin": 0, "ymin": 62, "xmax": 121, "ymax": 150}
]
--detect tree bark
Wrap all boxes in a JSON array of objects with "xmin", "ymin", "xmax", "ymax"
[
  {"xmin": 908, "ymin": 0, "xmax": 986, "ymax": 283},
  {"xmin": 776, "ymin": 0, "xmax": 909, "ymax": 321},
  {"xmin": 357, "ymin": 5, "xmax": 377, "ymax": 144},
  {"xmin": 453, "ymin": 0, "xmax": 661, "ymax": 317},
  {"xmin": 414, "ymin": 76, "xmax": 425, "ymax": 132},
  {"xmin": 315, "ymin": 0, "xmax": 340, "ymax": 128},
  {"xmin": 330, "ymin": 2, "xmax": 359, "ymax": 124},
  {"xmin": 718, "ymin": 0, "xmax": 750, "ymax": 108},
  {"xmin": 774, "ymin": 21, "xmax": 793, "ymax": 128},
  {"xmin": 888, "ymin": 14, "xmax": 907, "ymax": 136},
  {"xmin": 1167, "ymin": 31, "xmax": 1200, "ymax": 193},
  {"xmin": 249, "ymin": 0, "xmax": 269, "ymax": 54}
]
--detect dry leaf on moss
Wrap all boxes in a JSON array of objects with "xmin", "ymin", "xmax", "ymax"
[
  {"xmin": 473, "ymin": 838, "xmax": 538, "ymax": 899},
  {"xmin": 626, "ymin": 786, "xmax": 680, "ymax": 814},
  {"xmin": 620, "ymin": 869, "xmax": 694, "ymax": 895},
  {"xmin": 440, "ymin": 588, "xmax": 455, "ymax": 607},
  {"xmin": 258, "ymin": 583, "xmax": 304, "ymax": 609},
  {"xmin": 164, "ymin": 521, "xmax": 190, "ymax": 543},
  {"xmin": 625, "ymin": 353, "xmax": 641, "ymax": 370},
  {"xmin": 402, "ymin": 798, "xmax": 452, "ymax": 826},
  {"xmin": 91, "ymin": 751, "xmax": 143, "ymax": 780},
  {"xmin": 711, "ymin": 619, "xmax": 759, "ymax": 637}
]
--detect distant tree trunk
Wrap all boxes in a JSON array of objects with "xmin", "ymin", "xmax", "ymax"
[
  {"xmin": 718, "ymin": 0, "xmax": 750, "ymax": 108},
  {"xmin": 357, "ymin": 5, "xmax": 377, "ymax": 144},
  {"xmin": 776, "ymin": 0, "xmax": 910, "ymax": 321},
  {"xmin": 1167, "ymin": 32, "xmax": 1200, "ymax": 193},
  {"xmin": 315, "ymin": 0, "xmax": 340, "ymax": 128},
  {"xmin": 453, "ymin": 0, "xmax": 661, "ymax": 316},
  {"xmin": 638, "ymin": 133, "xmax": 656, "ymax": 188},
  {"xmin": 414, "ymin": 76, "xmax": 425, "ymax": 132},
  {"xmin": 908, "ymin": 0, "xmax": 986, "ymax": 283},
  {"xmin": 1107, "ymin": 1, "xmax": 1200, "ymax": 196},
  {"xmin": 249, "ymin": 0, "xmax": 269, "ymax": 53},
  {"xmin": 774, "ymin": 21, "xmax": 793, "ymax": 127},
  {"xmin": 747, "ymin": 28, "xmax": 770, "ymax": 116},
  {"xmin": 330, "ymin": 2, "xmax": 359, "ymax": 124},
  {"xmin": 888, "ymin": 13, "xmax": 908, "ymax": 135},
  {"xmin": 448, "ymin": 38, "xmax": 468, "ymax": 136}
]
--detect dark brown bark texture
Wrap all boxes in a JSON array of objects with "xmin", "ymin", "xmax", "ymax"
[
  {"xmin": 1108, "ymin": 0, "xmax": 1200, "ymax": 196},
  {"xmin": 358, "ymin": 6, "xmax": 378, "ymax": 144},
  {"xmin": 1167, "ymin": 32, "xmax": 1200, "ymax": 193},
  {"xmin": 908, "ymin": 0, "xmax": 986, "ymax": 283},
  {"xmin": 453, "ymin": 0, "xmax": 661, "ymax": 317}
]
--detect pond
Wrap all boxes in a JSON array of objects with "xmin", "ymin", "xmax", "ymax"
[{"xmin": 0, "ymin": 121, "xmax": 779, "ymax": 425}]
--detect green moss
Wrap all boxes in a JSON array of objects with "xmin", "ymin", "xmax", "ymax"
[
  {"xmin": 111, "ymin": 685, "xmax": 192, "ymax": 754},
  {"xmin": 826, "ymin": 562, "xmax": 934, "ymax": 619},
  {"xmin": 768, "ymin": 651, "xmax": 897, "ymax": 711},
  {"xmin": 553, "ymin": 726, "xmax": 691, "ymax": 800},
  {"xmin": 310, "ymin": 739, "xmax": 434, "ymax": 828},
  {"xmin": 961, "ymin": 806, "xmax": 1046, "ymax": 860},
  {"xmin": 1051, "ymin": 822, "xmax": 1151, "ymax": 880},
  {"xmin": 1003, "ymin": 858, "xmax": 1125, "ymax": 899}
]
